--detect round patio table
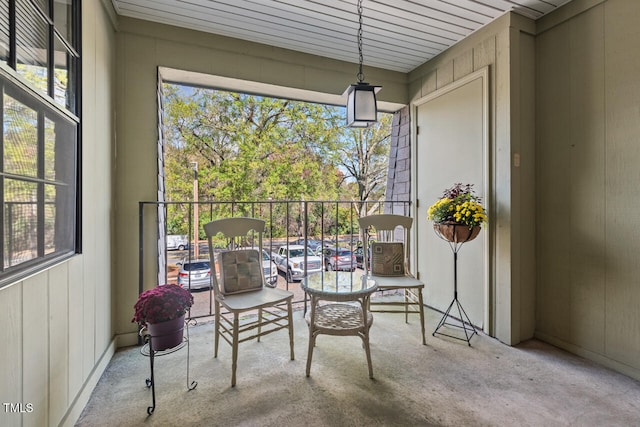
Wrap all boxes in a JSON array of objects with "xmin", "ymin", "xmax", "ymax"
[{"xmin": 302, "ymin": 270, "xmax": 378, "ymax": 378}]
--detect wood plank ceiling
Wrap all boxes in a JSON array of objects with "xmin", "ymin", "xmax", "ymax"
[{"xmin": 112, "ymin": 0, "xmax": 573, "ymax": 73}]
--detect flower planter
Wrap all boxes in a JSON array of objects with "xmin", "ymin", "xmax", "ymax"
[
  {"xmin": 434, "ymin": 222, "xmax": 481, "ymax": 243},
  {"xmin": 146, "ymin": 314, "xmax": 185, "ymax": 351},
  {"xmin": 132, "ymin": 284, "xmax": 193, "ymax": 350}
]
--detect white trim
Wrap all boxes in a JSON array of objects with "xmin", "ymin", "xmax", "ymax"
[{"xmin": 158, "ymin": 67, "xmax": 405, "ymax": 113}]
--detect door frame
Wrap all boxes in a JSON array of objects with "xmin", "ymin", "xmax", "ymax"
[{"xmin": 410, "ymin": 67, "xmax": 492, "ymax": 335}]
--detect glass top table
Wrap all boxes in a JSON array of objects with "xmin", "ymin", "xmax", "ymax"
[{"xmin": 301, "ymin": 270, "xmax": 377, "ymax": 302}]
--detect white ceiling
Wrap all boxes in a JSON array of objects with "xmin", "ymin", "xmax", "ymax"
[{"xmin": 112, "ymin": 0, "xmax": 572, "ymax": 73}]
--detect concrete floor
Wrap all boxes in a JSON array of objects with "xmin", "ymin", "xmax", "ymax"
[{"xmin": 77, "ymin": 303, "xmax": 640, "ymax": 427}]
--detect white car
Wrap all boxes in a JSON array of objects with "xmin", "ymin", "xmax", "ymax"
[
  {"xmin": 262, "ymin": 250, "xmax": 278, "ymax": 287},
  {"xmin": 166, "ymin": 234, "xmax": 189, "ymax": 251},
  {"xmin": 273, "ymin": 245, "xmax": 323, "ymax": 282}
]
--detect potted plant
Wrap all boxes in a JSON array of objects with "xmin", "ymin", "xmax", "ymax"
[
  {"xmin": 132, "ymin": 284, "xmax": 194, "ymax": 351},
  {"xmin": 427, "ymin": 183, "xmax": 488, "ymax": 243}
]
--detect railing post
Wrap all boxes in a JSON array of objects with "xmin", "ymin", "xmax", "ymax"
[
  {"xmin": 303, "ymin": 200, "xmax": 308, "ymax": 278},
  {"xmin": 187, "ymin": 202, "xmax": 193, "ymax": 268},
  {"xmin": 138, "ymin": 201, "xmax": 144, "ymax": 345}
]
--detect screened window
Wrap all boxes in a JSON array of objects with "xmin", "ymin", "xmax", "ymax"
[
  {"xmin": 0, "ymin": 2, "xmax": 9, "ymax": 64},
  {"xmin": 0, "ymin": 0, "xmax": 80, "ymax": 286}
]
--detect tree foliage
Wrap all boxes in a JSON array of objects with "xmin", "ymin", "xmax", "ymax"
[
  {"xmin": 337, "ymin": 114, "xmax": 392, "ymax": 215},
  {"xmin": 161, "ymin": 84, "xmax": 392, "ymax": 235}
]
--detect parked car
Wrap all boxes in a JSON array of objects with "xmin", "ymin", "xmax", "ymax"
[
  {"xmin": 310, "ymin": 245, "xmax": 324, "ymax": 257},
  {"xmin": 321, "ymin": 239, "xmax": 338, "ymax": 248},
  {"xmin": 354, "ymin": 246, "xmax": 364, "ymax": 269},
  {"xmin": 322, "ymin": 247, "xmax": 356, "ymax": 271},
  {"xmin": 290, "ymin": 238, "xmax": 323, "ymax": 252},
  {"xmin": 262, "ymin": 250, "xmax": 278, "ymax": 286},
  {"xmin": 272, "ymin": 245, "xmax": 323, "ymax": 282},
  {"xmin": 167, "ymin": 234, "xmax": 189, "ymax": 251},
  {"xmin": 177, "ymin": 259, "xmax": 211, "ymax": 290}
]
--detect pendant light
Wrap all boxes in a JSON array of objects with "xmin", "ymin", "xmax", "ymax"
[{"xmin": 344, "ymin": 0, "xmax": 381, "ymax": 128}]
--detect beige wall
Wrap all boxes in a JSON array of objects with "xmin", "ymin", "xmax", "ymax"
[
  {"xmin": 535, "ymin": 0, "xmax": 640, "ymax": 381},
  {"xmin": 0, "ymin": 1, "xmax": 117, "ymax": 426},
  {"xmin": 113, "ymin": 17, "xmax": 408, "ymax": 344},
  {"xmin": 407, "ymin": 13, "xmax": 537, "ymax": 345}
]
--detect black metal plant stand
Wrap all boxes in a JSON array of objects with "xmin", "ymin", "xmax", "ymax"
[
  {"xmin": 139, "ymin": 318, "xmax": 198, "ymax": 415},
  {"xmin": 432, "ymin": 224, "xmax": 479, "ymax": 346}
]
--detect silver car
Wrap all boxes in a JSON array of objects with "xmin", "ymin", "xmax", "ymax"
[
  {"xmin": 322, "ymin": 247, "xmax": 357, "ymax": 271},
  {"xmin": 177, "ymin": 259, "xmax": 211, "ymax": 290}
]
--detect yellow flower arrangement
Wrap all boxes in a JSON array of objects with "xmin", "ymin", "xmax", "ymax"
[{"xmin": 427, "ymin": 183, "xmax": 487, "ymax": 227}]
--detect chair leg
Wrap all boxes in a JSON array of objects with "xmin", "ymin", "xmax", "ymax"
[
  {"xmin": 287, "ymin": 300, "xmax": 295, "ymax": 360},
  {"xmin": 360, "ymin": 297, "xmax": 374, "ymax": 378},
  {"xmin": 404, "ymin": 289, "xmax": 410, "ymax": 324},
  {"xmin": 306, "ymin": 330, "xmax": 317, "ymax": 377},
  {"xmin": 418, "ymin": 288, "xmax": 426, "ymax": 345},
  {"xmin": 362, "ymin": 333, "xmax": 374, "ymax": 379},
  {"xmin": 214, "ymin": 300, "xmax": 220, "ymax": 358},
  {"xmin": 231, "ymin": 314, "xmax": 239, "ymax": 387},
  {"xmin": 257, "ymin": 308, "xmax": 262, "ymax": 342}
]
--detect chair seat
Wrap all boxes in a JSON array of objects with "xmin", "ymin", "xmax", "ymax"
[
  {"xmin": 218, "ymin": 287, "xmax": 293, "ymax": 311},
  {"xmin": 368, "ymin": 275, "xmax": 424, "ymax": 290},
  {"xmin": 305, "ymin": 303, "xmax": 373, "ymax": 335}
]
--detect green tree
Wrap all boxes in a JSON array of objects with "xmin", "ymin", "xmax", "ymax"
[
  {"xmin": 161, "ymin": 84, "xmax": 393, "ymax": 236},
  {"xmin": 336, "ymin": 114, "xmax": 392, "ymax": 215},
  {"xmin": 163, "ymin": 86, "xmax": 343, "ymax": 202}
]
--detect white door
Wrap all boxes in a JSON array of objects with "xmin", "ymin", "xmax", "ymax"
[{"xmin": 414, "ymin": 69, "xmax": 489, "ymax": 331}]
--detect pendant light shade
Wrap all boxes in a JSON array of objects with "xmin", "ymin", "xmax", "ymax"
[
  {"xmin": 345, "ymin": 0, "xmax": 381, "ymax": 128},
  {"xmin": 344, "ymin": 82, "xmax": 381, "ymax": 127}
]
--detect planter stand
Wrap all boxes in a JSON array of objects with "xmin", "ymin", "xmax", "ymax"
[
  {"xmin": 432, "ymin": 223, "xmax": 479, "ymax": 346},
  {"xmin": 139, "ymin": 318, "xmax": 197, "ymax": 415}
]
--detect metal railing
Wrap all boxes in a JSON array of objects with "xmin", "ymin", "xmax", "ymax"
[{"xmin": 139, "ymin": 199, "xmax": 411, "ymax": 320}]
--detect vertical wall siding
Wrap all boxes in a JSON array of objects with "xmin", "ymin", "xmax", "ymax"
[
  {"xmin": 23, "ymin": 274, "xmax": 49, "ymax": 427},
  {"xmin": 67, "ymin": 256, "xmax": 85, "ymax": 414},
  {"xmin": 0, "ymin": 284, "xmax": 22, "ymax": 427},
  {"xmin": 49, "ymin": 264, "xmax": 70, "ymax": 425},
  {"xmin": 0, "ymin": 1, "xmax": 117, "ymax": 426},
  {"xmin": 518, "ymin": 33, "xmax": 537, "ymax": 339},
  {"xmin": 603, "ymin": 0, "xmax": 640, "ymax": 371},
  {"xmin": 536, "ymin": 0, "xmax": 640, "ymax": 380}
]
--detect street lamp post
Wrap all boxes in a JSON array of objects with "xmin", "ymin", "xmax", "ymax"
[{"xmin": 191, "ymin": 162, "xmax": 199, "ymax": 259}]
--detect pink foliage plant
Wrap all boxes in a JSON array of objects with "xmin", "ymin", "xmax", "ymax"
[{"xmin": 132, "ymin": 284, "xmax": 194, "ymax": 326}]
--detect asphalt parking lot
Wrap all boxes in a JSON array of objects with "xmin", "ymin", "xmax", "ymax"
[
  {"xmin": 185, "ymin": 273, "xmax": 307, "ymax": 319},
  {"xmin": 165, "ymin": 238, "xmax": 360, "ymax": 319}
]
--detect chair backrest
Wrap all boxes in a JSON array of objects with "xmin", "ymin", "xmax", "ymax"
[
  {"xmin": 358, "ymin": 214, "xmax": 413, "ymax": 277},
  {"xmin": 203, "ymin": 217, "xmax": 267, "ymax": 296}
]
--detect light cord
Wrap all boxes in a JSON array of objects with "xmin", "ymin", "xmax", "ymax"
[{"xmin": 357, "ymin": 0, "xmax": 364, "ymax": 83}]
